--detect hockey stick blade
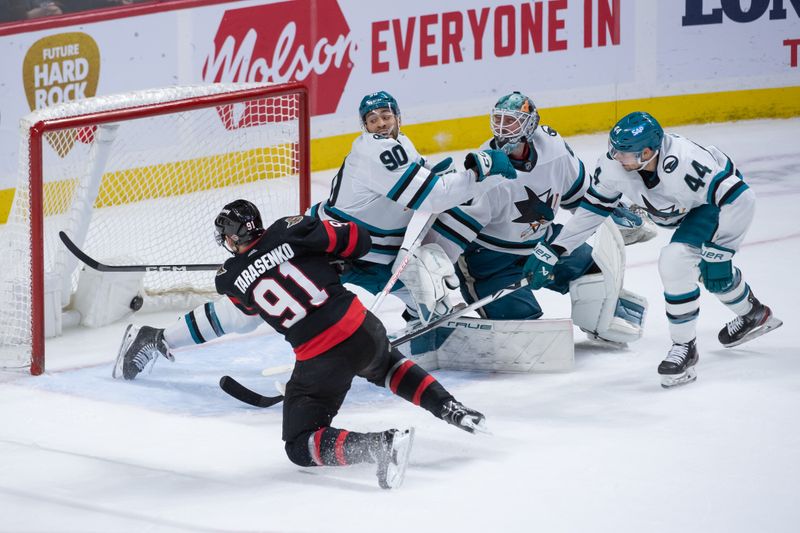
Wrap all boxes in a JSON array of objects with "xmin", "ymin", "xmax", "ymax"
[
  {"xmin": 219, "ymin": 376, "xmax": 284, "ymax": 408},
  {"xmin": 59, "ymin": 231, "xmax": 222, "ymax": 272}
]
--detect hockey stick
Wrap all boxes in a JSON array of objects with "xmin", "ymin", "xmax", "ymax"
[
  {"xmin": 389, "ymin": 276, "xmax": 530, "ymax": 346},
  {"xmin": 219, "ymin": 376, "xmax": 284, "ymax": 407},
  {"xmin": 223, "ymin": 276, "xmax": 532, "ymax": 408},
  {"xmin": 59, "ymin": 231, "xmax": 222, "ymax": 272},
  {"xmin": 368, "ymin": 211, "xmax": 438, "ymax": 313}
]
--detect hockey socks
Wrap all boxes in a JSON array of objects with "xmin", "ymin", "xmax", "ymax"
[
  {"xmin": 385, "ymin": 355, "xmax": 451, "ymax": 415},
  {"xmin": 302, "ymin": 427, "xmax": 381, "ymax": 466},
  {"xmin": 288, "ymin": 427, "xmax": 414, "ymax": 489},
  {"xmin": 383, "ymin": 353, "xmax": 487, "ymax": 432}
]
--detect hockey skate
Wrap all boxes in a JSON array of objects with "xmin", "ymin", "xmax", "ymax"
[
  {"xmin": 440, "ymin": 399, "xmax": 489, "ymax": 434},
  {"xmin": 658, "ymin": 339, "xmax": 699, "ymax": 389},
  {"xmin": 113, "ymin": 324, "xmax": 173, "ymax": 380},
  {"xmin": 373, "ymin": 428, "xmax": 415, "ymax": 490},
  {"xmin": 718, "ymin": 295, "xmax": 783, "ymax": 348}
]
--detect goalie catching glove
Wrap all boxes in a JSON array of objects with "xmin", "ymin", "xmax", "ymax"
[{"xmin": 393, "ymin": 243, "xmax": 459, "ymax": 325}]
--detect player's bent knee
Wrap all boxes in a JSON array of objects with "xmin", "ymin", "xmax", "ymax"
[
  {"xmin": 285, "ymin": 438, "xmax": 316, "ymax": 467},
  {"xmin": 659, "ymin": 243, "xmax": 697, "ymax": 283}
]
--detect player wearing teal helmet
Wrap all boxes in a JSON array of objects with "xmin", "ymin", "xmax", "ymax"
[
  {"xmin": 607, "ymin": 111, "xmax": 664, "ymax": 171},
  {"xmin": 359, "ymin": 91, "xmax": 401, "ymax": 139},
  {"xmin": 524, "ymin": 110, "xmax": 782, "ymax": 388}
]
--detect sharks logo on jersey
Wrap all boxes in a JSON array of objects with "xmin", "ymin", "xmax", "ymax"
[
  {"xmin": 512, "ymin": 186, "xmax": 557, "ymax": 239},
  {"xmin": 640, "ymin": 195, "xmax": 685, "ymax": 221}
]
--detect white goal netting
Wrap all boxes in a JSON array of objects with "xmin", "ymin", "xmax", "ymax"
[{"xmin": 0, "ymin": 83, "xmax": 308, "ymax": 372}]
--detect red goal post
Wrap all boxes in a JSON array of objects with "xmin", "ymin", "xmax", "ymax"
[{"xmin": 0, "ymin": 82, "xmax": 310, "ymax": 375}]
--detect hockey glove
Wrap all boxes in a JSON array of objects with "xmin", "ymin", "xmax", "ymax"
[
  {"xmin": 523, "ymin": 242, "xmax": 560, "ymax": 290},
  {"xmin": 429, "ymin": 157, "xmax": 457, "ymax": 175},
  {"xmin": 699, "ymin": 242, "xmax": 735, "ymax": 293},
  {"xmin": 464, "ymin": 150, "xmax": 517, "ymax": 181}
]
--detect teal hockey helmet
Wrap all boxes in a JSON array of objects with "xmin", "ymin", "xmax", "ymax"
[
  {"xmin": 359, "ymin": 91, "xmax": 400, "ymax": 123},
  {"xmin": 609, "ymin": 111, "xmax": 663, "ymax": 154},
  {"xmin": 491, "ymin": 91, "xmax": 540, "ymax": 154}
]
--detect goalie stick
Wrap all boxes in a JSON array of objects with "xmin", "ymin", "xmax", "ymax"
[
  {"xmin": 221, "ymin": 276, "xmax": 532, "ymax": 408},
  {"xmin": 368, "ymin": 211, "xmax": 437, "ymax": 314},
  {"xmin": 59, "ymin": 231, "xmax": 221, "ymax": 272}
]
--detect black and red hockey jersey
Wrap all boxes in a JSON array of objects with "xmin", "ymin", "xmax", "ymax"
[{"xmin": 215, "ymin": 215, "xmax": 371, "ymax": 360}]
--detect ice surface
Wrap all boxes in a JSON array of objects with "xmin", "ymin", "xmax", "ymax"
[{"xmin": 1, "ymin": 118, "xmax": 799, "ymax": 533}]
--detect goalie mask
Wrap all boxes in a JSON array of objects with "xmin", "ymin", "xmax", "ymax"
[
  {"xmin": 608, "ymin": 111, "xmax": 664, "ymax": 171},
  {"xmin": 359, "ymin": 90, "xmax": 400, "ymax": 139},
  {"xmin": 215, "ymin": 199, "xmax": 264, "ymax": 253},
  {"xmin": 491, "ymin": 91, "xmax": 540, "ymax": 155}
]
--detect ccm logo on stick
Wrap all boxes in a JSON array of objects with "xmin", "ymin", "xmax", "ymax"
[{"xmin": 145, "ymin": 266, "xmax": 187, "ymax": 272}]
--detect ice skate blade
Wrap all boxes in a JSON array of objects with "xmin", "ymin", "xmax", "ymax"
[
  {"xmin": 379, "ymin": 427, "xmax": 415, "ymax": 490},
  {"xmin": 112, "ymin": 324, "xmax": 136, "ymax": 379},
  {"xmin": 462, "ymin": 417, "xmax": 491, "ymax": 435},
  {"xmin": 721, "ymin": 316, "xmax": 783, "ymax": 348},
  {"xmin": 660, "ymin": 367, "xmax": 697, "ymax": 389}
]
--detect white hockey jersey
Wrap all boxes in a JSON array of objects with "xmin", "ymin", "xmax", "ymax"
[
  {"xmin": 431, "ymin": 125, "xmax": 589, "ymax": 258},
  {"xmin": 311, "ymin": 131, "xmax": 504, "ymax": 264},
  {"xmin": 551, "ymin": 133, "xmax": 754, "ymax": 253}
]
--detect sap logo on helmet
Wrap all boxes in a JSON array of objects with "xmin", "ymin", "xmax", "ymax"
[
  {"xmin": 663, "ymin": 155, "xmax": 679, "ymax": 173},
  {"xmin": 631, "ymin": 125, "xmax": 645, "ymax": 136}
]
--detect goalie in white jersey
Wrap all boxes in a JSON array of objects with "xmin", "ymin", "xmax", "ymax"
[
  {"xmin": 524, "ymin": 111, "xmax": 783, "ymax": 388},
  {"xmin": 429, "ymin": 92, "xmax": 646, "ymax": 345},
  {"xmin": 309, "ymin": 91, "xmax": 517, "ymax": 320}
]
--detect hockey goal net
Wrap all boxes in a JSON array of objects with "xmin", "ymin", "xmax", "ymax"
[{"xmin": 0, "ymin": 83, "xmax": 309, "ymax": 375}]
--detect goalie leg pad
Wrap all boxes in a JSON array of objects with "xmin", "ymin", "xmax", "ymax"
[
  {"xmin": 396, "ymin": 243, "xmax": 459, "ymax": 325},
  {"xmin": 569, "ymin": 219, "xmax": 647, "ymax": 344},
  {"xmin": 71, "ymin": 268, "xmax": 144, "ymax": 328},
  {"xmin": 397, "ymin": 317, "xmax": 575, "ymax": 373}
]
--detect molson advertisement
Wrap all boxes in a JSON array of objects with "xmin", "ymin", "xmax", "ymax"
[{"xmin": 0, "ymin": 0, "xmax": 798, "ymax": 221}]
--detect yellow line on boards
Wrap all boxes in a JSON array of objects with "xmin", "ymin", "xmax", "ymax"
[{"xmin": 1, "ymin": 86, "xmax": 798, "ymax": 224}]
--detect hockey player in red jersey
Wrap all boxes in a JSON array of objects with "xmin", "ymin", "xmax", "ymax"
[{"xmin": 115, "ymin": 199, "xmax": 486, "ymax": 489}]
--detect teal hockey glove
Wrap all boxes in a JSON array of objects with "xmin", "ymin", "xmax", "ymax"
[
  {"xmin": 464, "ymin": 150, "xmax": 517, "ymax": 181},
  {"xmin": 700, "ymin": 242, "xmax": 735, "ymax": 293},
  {"xmin": 429, "ymin": 157, "xmax": 456, "ymax": 175},
  {"xmin": 524, "ymin": 242, "xmax": 560, "ymax": 290}
]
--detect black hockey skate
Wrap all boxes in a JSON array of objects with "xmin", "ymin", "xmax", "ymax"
[
  {"xmin": 718, "ymin": 294, "xmax": 783, "ymax": 348},
  {"xmin": 113, "ymin": 324, "xmax": 172, "ymax": 380},
  {"xmin": 372, "ymin": 428, "xmax": 415, "ymax": 490},
  {"xmin": 658, "ymin": 339, "xmax": 699, "ymax": 389},
  {"xmin": 440, "ymin": 399, "xmax": 488, "ymax": 434}
]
